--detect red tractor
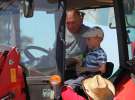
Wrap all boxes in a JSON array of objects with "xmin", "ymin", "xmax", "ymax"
[{"xmin": 0, "ymin": 0, "xmax": 135, "ymax": 100}]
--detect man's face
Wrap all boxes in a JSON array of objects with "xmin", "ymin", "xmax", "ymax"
[{"xmin": 66, "ymin": 10, "xmax": 82, "ymax": 33}]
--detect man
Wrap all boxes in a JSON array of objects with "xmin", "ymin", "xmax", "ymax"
[{"xmin": 65, "ymin": 9, "xmax": 90, "ymax": 59}]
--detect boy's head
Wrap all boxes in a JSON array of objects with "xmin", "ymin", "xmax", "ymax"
[{"xmin": 83, "ymin": 26, "xmax": 104, "ymax": 49}]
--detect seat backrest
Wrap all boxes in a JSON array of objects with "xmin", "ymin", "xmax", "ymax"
[{"xmin": 103, "ymin": 62, "xmax": 114, "ymax": 78}]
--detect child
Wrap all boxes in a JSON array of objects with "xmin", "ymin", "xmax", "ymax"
[
  {"xmin": 82, "ymin": 26, "xmax": 107, "ymax": 75},
  {"xmin": 64, "ymin": 26, "xmax": 107, "ymax": 89}
]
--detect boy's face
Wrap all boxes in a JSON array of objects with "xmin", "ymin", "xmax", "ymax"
[{"xmin": 85, "ymin": 36, "xmax": 101, "ymax": 49}]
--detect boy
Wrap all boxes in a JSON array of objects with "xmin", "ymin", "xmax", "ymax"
[
  {"xmin": 82, "ymin": 26, "xmax": 107, "ymax": 75},
  {"xmin": 64, "ymin": 26, "xmax": 107, "ymax": 89}
]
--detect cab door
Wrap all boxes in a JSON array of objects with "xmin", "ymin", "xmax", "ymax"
[{"xmin": 20, "ymin": 5, "xmax": 62, "ymax": 100}]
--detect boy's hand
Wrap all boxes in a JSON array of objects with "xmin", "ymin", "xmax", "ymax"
[
  {"xmin": 76, "ymin": 66, "xmax": 87, "ymax": 74},
  {"xmin": 98, "ymin": 64, "xmax": 106, "ymax": 73}
]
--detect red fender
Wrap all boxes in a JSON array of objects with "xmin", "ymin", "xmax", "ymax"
[
  {"xmin": 0, "ymin": 47, "xmax": 26, "ymax": 100},
  {"xmin": 61, "ymin": 86, "xmax": 88, "ymax": 100}
]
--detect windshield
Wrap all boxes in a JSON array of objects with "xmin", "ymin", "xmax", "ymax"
[
  {"xmin": 0, "ymin": 1, "xmax": 63, "ymax": 77},
  {"xmin": 20, "ymin": 11, "xmax": 61, "ymax": 76}
]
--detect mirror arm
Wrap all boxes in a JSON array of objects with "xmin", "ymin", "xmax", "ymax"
[{"xmin": 109, "ymin": 23, "xmax": 116, "ymax": 29}]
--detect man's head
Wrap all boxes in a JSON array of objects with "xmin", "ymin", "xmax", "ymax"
[
  {"xmin": 66, "ymin": 9, "xmax": 84, "ymax": 33},
  {"xmin": 83, "ymin": 26, "xmax": 104, "ymax": 49}
]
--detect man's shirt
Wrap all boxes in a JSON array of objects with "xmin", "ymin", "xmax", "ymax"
[{"xmin": 65, "ymin": 24, "xmax": 89, "ymax": 58}]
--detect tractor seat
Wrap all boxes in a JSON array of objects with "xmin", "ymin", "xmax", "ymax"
[
  {"xmin": 102, "ymin": 62, "xmax": 114, "ymax": 78},
  {"xmin": 74, "ymin": 62, "xmax": 114, "ymax": 97}
]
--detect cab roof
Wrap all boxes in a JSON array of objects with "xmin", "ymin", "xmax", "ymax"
[
  {"xmin": 66, "ymin": 0, "xmax": 113, "ymax": 9},
  {"xmin": 49, "ymin": 0, "xmax": 113, "ymax": 9}
]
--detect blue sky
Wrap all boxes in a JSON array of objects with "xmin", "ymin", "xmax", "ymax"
[{"xmin": 20, "ymin": 11, "xmax": 56, "ymax": 50}]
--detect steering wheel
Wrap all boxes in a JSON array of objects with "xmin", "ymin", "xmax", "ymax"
[{"xmin": 23, "ymin": 46, "xmax": 49, "ymax": 65}]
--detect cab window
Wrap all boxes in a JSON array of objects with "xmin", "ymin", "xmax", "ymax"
[
  {"xmin": 20, "ymin": 11, "xmax": 58, "ymax": 76},
  {"xmin": 82, "ymin": 7, "xmax": 119, "ymax": 74}
]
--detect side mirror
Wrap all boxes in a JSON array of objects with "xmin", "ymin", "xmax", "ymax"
[{"xmin": 21, "ymin": 0, "xmax": 34, "ymax": 18}]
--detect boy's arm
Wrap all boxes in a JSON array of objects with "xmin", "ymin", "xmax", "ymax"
[
  {"xmin": 77, "ymin": 66, "xmax": 87, "ymax": 73},
  {"xmin": 78, "ymin": 64, "xmax": 106, "ymax": 74}
]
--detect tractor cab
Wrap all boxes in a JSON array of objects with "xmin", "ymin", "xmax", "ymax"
[
  {"xmin": 0, "ymin": 0, "xmax": 135, "ymax": 100},
  {"xmin": 22, "ymin": 0, "xmax": 135, "ymax": 99}
]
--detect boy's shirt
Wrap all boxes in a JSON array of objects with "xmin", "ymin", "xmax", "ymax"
[{"xmin": 83, "ymin": 47, "xmax": 107, "ymax": 72}]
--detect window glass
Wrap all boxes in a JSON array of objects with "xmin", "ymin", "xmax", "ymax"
[
  {"xmin": 83, "ymin": 8, "xmax": 119, "ymax": 73},
  {"xmin": 0, "ymin": 2, "xmax": 20, "ymax": 50},
  {"xmin": 0, "ymin": 14, "xmax": 13, "ymax": 46},
  {"xmin": 20, "ymin": 11, "xmax": 58, "ymax": 76}
]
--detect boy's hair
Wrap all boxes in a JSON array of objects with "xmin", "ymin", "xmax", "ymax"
[
  {"xmin": 83, "ymin": 26, "xmax": 104, "ymax": 41},
  {"xmin": 93, "ymin": 26, "xmax": 104, "ymax": 40},
  {"xmin": 94, "ymin": 26, "xmax": 103, "ymax": 31}
]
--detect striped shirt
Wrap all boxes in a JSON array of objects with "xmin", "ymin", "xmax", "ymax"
[{"xmin": 83, "ymin": 47, "xmax": 107, "ymax": 72}]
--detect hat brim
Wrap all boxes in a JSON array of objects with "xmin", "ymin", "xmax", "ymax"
[
  {"xmin": 82, "ymin": 27, "xmax": 104, "ymax": 38},
  {"xmin": 82, "ymin": 75, "xmax": 115, "ymax": 99}
]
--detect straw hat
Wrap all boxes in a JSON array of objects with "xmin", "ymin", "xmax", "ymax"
[{"xmin": 82, "ymin": 75, "xmax": 115, "ymax": 100}]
